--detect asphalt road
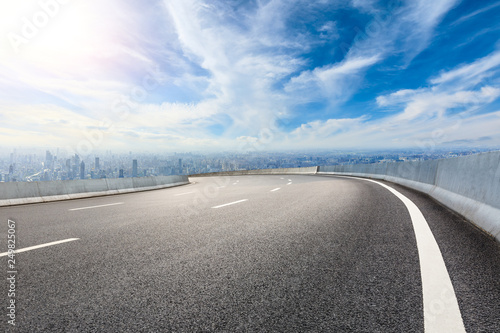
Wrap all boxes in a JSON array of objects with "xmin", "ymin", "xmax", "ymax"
[{"xmin": 1, "ymin": 175, "xmax": 499, "ymax": 332}]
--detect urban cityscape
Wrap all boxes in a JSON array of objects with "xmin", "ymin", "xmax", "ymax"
[{"xmin": 0, "ymin": 147, "xmax": 496, "ymax": 182}]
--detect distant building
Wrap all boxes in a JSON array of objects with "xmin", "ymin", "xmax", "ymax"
[
  {"xmin": 66, "ymin": 159, "xmax": 72, "ymax": 179},
  {"xmin": 80, "ymin": 161, "xmax": 85, "ymax": 179},
  {"xmin": 95, "ymin": 157, "xmax": 100, "ymax": 170},
  {"xmin": 178, "ymin": 158, "xmax": 182, "ymax": 174},
  {"xmin": 132, "ymin": 159, "xmax": 138, "ymax": 178},
  {"xmin": 119, "ymin": 169, "xmax": 124, "ymax": 178},
  {"xmin": 45, "ymin": 150, "xmax": 53, "ymax": 169}
]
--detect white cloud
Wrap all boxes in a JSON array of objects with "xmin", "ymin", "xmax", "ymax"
[
  {"xmin": 283, "ymin": 45, "xmax": 500, "ymax": 150},
  {"xmin": 450, "ymin": 2, "xmax": 500, "ymax": 26},
  {"xmin": 285, "ymin": 55, "xmax": 382, "ymax": 104},
  {"xmin": 431, "ymin": 50, "xmax": 500, "ymax": 86},
  {"xmin": 1, "ymin": 0, "xmax": 495, "ymax": 152}
]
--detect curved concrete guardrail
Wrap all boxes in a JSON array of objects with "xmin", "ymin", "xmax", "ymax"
[
  {"xmin": 190, "ymin": 166, "xmax": 319, "ymax": 177},
  {"xmin": 0, "ymin": 175, "xmax": 189, "ymax": 207},
  {"xmin": 318, "ymin": 151, "xmax": 500, "ymax": 242}
]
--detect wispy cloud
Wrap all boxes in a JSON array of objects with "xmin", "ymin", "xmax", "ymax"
[
  {"xmin": 0, "ymin": 0, "xmax": 498, "ymax": 152},
  {"xmin": 450, "ymin": 1, "xmax": 500, "ymax": 26},
  {"xmin": 430, "ymin": 50, "xmax": 500, "ymax": 87}
]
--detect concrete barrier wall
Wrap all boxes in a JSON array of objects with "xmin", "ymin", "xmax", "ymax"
[
  {"xmin": 319, "ymin": 151, "xmax": 500, "ymax": 242},
  {"xmin": 0, "ymin": 175, "xmax": 189, "ymax": 207},
  {"xmin": 190, "ymin": 166, "xmax": 318, "ymax": 177}
]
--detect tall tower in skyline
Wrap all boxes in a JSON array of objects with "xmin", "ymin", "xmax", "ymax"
[
  {"xmin": 132, "ymin": 159, "xmax": 138, "ymax": 178},
  {"xmin": 95, "ymin": 157, "xmax": 100, "ymax": 170},
  {"xmin": 80, "ymin": 161, "xmax": 85, "ymax": 180},
  {"xmin": 45, "ymin": 150, "xmax": 53, "ymax": 169}
]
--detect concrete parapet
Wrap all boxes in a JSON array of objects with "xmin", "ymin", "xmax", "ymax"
[
  {"xmin": 190, "ymin": 166, "xmax": 318, "ymax": 177},
  {"xmin": 318, "ymin": 151, "xmax": 500, "ymax": 242},
  {"xmin": 0, "ymin": 175, "xmax": 189, "ymax": 207}
]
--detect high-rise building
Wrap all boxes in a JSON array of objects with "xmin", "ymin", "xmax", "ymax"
[
  {"xmin": 45, "ymin": 150, "xmax": 53, "ymax": 169},
  {"xmin": 80, "ymin": 161, "xmax": 85, "ymax": 180},
  {"xmin": 178, "ymin": 158, "xmax": 182, "ymax": 174},
  {"xmin": 132, "ymin": 159, "xmax": 138, "ymax": 178},
  {"xmin": 65, "ymin": 159, "xmax": 71, "ymax": 178},
  {"xmin": 119, "ymin": 169, "xmax": 124, "ymax": 178},
  {"xmin": 95, "ymin": 157, "xmax": 100, "ymax": 170}
]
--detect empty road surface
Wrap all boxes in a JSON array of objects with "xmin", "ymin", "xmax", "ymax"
[{"xmin": 1, "ymin": 175, "xmax": 499, "ymax": 332}]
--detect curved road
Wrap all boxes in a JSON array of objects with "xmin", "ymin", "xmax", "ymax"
[{"xmin": 1, "ymin": 175, "xmax": 499, "ymax": 332}]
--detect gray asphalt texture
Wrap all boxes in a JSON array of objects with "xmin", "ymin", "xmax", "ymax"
[{"xmin": 1, "ymin": 175, "xmax": 499, "ymax": 332}]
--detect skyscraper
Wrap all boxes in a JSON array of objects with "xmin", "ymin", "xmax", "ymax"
[
  {"xmin": 80, "ymin": 161, "xmax": 85, "ymax": 180},
  {"xmin": 132, "ymin": 159, "xmax": 138, "ymax": 178},
  {"xmin": 45, "ymin": 150, "xmax": 53, "ymax": 169},
  {"xmin": 119, "ymin": 169, "xmax": 124, "ymax": 178},
  {"xmin": 95, "ymin": 157, "xmax": 100, "ymax": 170},
  {"xmin": 178, "ymin": 158, "xmax": 182, "ymax": 174}
]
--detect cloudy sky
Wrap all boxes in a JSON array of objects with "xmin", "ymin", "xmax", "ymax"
[{"xmin": 1, "ymin": 0, "xmax": 499, "ymax": 153}]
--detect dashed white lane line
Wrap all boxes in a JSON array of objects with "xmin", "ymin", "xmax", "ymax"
[
  {"xmin": 217, "ymin": 186, "xmax": 226, "ymax": 189},
  {"xmin": 69, "ymin": 202, "xmax": 124, "ymax": 211},
  {"xmin": 287, "ymin": 182, "xmax": 292, "ymax": 185},
  {"xmin": 0, "ymin": 238, "xmax": 80, "ymax": 257},
  {"xmin": 288, "ymin": 179, "xmax": 292, "ymax": 181},
  {"xmin": 271, "ymin": 188, "xmax": 281, "ymax": 192},
  {"xmin": 174, "ymin": 191, "xmax": 195, "ymax": 196},
  {"xmin": 357, "ymin": 177, "xmax": 466, "ymax": 333},
  {"xmin": 212, "ymin": 199, "xmax": 248, "ymax": 209},
  {"xmin": 280, "ymin": 177, "xmax": 284, "ymax": 179}
]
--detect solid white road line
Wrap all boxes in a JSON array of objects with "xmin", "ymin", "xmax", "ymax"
[
  {"xmin": 358, "ymin": 177, "xmax": 466, "ymax": 333},
  {"xmin": 69, "ymin": 202, "xmax": 124, "ymax": 211},
  {"xmin": 271, "ymin": 188, "xmax": 281, "ymax": 192},
  {"xmin": 212, "ymin": 199, "xmax": 248, "ymax": 209},
  {"xmin": 174, "ymin": 191, "xmax": 195, "ymax": 196},
  {"xmin": 0, "ymin": 238, "xmax": 80, "ymax": 257}
]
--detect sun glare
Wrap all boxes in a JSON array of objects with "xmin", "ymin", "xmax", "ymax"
[{"xmin": 1, "ymin": 1, "xmax": 119, "ymax": 73}]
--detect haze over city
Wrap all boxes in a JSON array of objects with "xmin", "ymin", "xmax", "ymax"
[{"xmin": 1, "ymin": 0, "xmax": 499, "ymax": 154}]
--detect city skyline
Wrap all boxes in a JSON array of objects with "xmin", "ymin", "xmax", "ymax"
[
  {"xmin": 1, "ymin": 1, "xmax": 500, "ymax": 153},
  {"xmin": 0, "ymin": 146, "xmax": 494, "ymax": 182}
]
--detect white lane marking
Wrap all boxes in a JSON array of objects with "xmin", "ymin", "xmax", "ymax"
[
  {"xmin": 288, "ymin": 179, "xmax": 292, "ymax": 181},
  {"xmin": 271, "ymin": 188, "xmax": 281, "ymax": 192},
  {"xmin": 280, "ymin": 177, "xmax": 284, "ymax": 179},
  {"xmin": 217, "ymin": 186, "xmax": 226, "ymax": 189},
  {"xmin": 212, "ymin": 199, "xmax": 248, "ymax": 209},
  {"xmin": 287, "ymin": 182, "xmax": 292, "ymax": 185},
  {"xmin": 0, "ymin": 238, "xmax": 80, "ymax": 257},
  {"xmin": 232, "ymin": 183, "xmax": 238, "ymax": 185},
  {"xmin": 69, "ymin": 202, "xmax": 124, "ymax": 211},
  {"xmin": 354, "ymin": 177, "xmax": 466, "ymax": 333},
  {"xmin": 174, "ymin": 191, "xmax": 195, "ymax": 196}
]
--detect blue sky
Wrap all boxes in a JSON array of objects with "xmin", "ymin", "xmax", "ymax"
[{"xmin": 1, "ymin": 0, "xmax": 500, "ymax": 153}]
